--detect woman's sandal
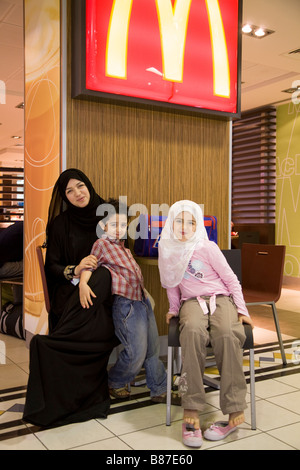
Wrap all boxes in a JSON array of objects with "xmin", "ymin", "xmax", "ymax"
[{"xmin": 109, "ymin": 386, "xmax": 130, "ymax": 399}]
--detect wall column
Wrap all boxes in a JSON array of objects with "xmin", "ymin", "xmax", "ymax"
[{"xmin": 24, "ymin": 0, "xmax": 61, "ymax": 336}]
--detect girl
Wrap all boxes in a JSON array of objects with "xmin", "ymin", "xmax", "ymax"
[{"xmin": 158, "ymin": 200, "xmax": 253, "ymax": 448}]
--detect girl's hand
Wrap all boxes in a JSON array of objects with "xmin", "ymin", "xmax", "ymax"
[
  {"xmin": 239, "ymin": 314, "xmax": 254, "ymax": 329},
  {"xmin": 74, "ymin": 255, "xmax": 98, "ymax": 277},
  {"xmin": 79, "ymin": 282, "xmax": 96, "ymax": 308},
  {"xmin": 166, "ymin": 313, "xmax": 175, "ymax": 324}
]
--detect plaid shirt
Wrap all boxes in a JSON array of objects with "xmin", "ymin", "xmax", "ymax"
[{"xmin": 90, "ymin": 236, "xmax": 145, "ymax": 300}]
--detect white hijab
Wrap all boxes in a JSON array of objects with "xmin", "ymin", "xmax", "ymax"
[{"xmin": 158, "ymin": 200, "xmax": 208, "ymax": 288}]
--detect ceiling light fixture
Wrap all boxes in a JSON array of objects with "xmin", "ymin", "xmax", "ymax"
[
  {"xmin": 282, "ymin": 85, "xmax": 300, "ymax": 94},
  {"xmin": 242, "ymin": 24, "xmax": 275, "ymax": 39},
  {"xmin": 254, "ymin": 28, "xmax": 266, "ymax": 37},
  {"xmin": 11, "ymin": 135, "xmax": 21, "ymax": 139},
  {"xmin": 242, "ymin": 24, "xmax": 252, "ymax": 34}
]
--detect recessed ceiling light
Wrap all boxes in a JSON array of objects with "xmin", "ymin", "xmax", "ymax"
[
  {"xmin": 254, "ymin": 28, "xmax": 266, "ymax": 37},
  {"xmin": 242, "ymin": 24, "xmax": 275, "ymax": 39},
  {"xmin": 282, "ymin": 85, "xmax": 300, "ymax": 94},
  {"xmin": 242, "ymin": 24, "xmax": 252, "ymax": 34}
]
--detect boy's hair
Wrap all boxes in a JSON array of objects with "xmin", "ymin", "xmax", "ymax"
[
  {"xmin": 98, "ymin": 198, "xmax": 128, "ymax": 226},
  {"xmin": 104, "ymin": 198, "xmax": 128, "ymax": 217}
]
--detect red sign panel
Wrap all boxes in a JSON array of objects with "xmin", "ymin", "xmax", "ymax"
[{"xmin": 84, "ymin": 0, "xmax": 241, "ymax": 115}]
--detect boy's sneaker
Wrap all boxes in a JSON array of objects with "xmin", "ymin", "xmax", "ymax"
[
  {"xmin": 182, "ymin": 423, "xmax": 203, "ymax": 448},
  {"xmin": 203, "ymin": 421, "xmax": 237, "ymax": 441}
]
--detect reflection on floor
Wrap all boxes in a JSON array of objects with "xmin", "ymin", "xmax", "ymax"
[{"xmin": 0, "ymin": 287, "xmax": 299, "ymax": 451}]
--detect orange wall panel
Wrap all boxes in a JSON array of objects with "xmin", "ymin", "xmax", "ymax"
[{"xmin": 24, "ymin": 0, "xmax": 61, "ymax": 334}]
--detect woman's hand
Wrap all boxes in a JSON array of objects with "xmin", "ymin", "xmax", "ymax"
[
  {"xmin": 239, "ymin": 314, "xmax": 254, "ymax": 329},
  {"xmin": 79, "ymin": 282, "xmax": 96, "ymax": 309},
  {"xmin": 74, "ymin": 255, "xmax": 98, "ymax": 277}
]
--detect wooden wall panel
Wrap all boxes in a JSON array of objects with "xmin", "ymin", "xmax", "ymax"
[{"xmin": 66, "ymin": 3, "xmax": 230, "ymax": 335}]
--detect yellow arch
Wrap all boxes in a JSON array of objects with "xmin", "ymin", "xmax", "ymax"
[
  {"xmin": 106, "ymin": 0, "xmax": 133, "ymax": 79},
  {"xmin": 205, "ymin": 0, "xmax": 230, "ymax": 97},
  {"xmin": 105, "ymin": 0, "xmax": 231, "ymax": 98}
]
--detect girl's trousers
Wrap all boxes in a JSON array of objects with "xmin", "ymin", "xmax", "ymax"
[{"xmin": 178, "ymin": 295, "xmax": 247, "ymax": 415}]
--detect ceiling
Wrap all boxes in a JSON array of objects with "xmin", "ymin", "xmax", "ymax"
[{"xmin": 0, "ymin": 0, "xmax": 300, "ymax": 167}]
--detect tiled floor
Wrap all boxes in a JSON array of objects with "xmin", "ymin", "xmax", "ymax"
[{"xmin": 0, "ymin": 287, "xmax": 300, "ymax": 452}]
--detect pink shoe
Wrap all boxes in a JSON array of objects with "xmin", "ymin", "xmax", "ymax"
[
  {"xmin": 203, "ymin": 421, "xmax": 237, "ymax": 441},
  {"xmin": 182, "ymin": 423, "xmax": 203, "ymax": 448}
]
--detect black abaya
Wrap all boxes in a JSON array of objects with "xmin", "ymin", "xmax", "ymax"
[
  {"xmin": 23, "ymin": 267, "xmax": 119, "ymax": 427},
  {"xmin": 44, "ymin": 210, "xmax": 103, "ymax": 331},
  {"xmin": 23, "ymin": 169, "xmax": 119, "ymax": 427}
]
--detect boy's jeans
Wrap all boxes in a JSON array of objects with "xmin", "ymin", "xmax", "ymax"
[{"xmin": 108, "ymin": 295, "xmax": 167, "ymax": 397}]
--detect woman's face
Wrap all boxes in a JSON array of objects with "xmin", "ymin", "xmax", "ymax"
[
  {"xmin": 65, "ymin": 178, "xmax": 90, "ymax": 208},
  {"xmin": 173, "ymin": 211, "xmax": 196, "ymax": 242}
]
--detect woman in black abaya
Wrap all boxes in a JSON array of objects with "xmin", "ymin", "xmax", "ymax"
[{"xmin": 23, "ymin": 169, "xmax": 119, "ymax": 427}]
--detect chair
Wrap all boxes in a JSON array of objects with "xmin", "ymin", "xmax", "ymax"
[
  {"xmin": 166, "ymin": 249, "xmax": 256, "ymax": 430},
  {"xmin": 241, "ymin": 243, "xmax": 287, "ymax": 365},
  {"xmin": 36, "ymin": 245, "xmax": 51, "ymax": 313},
  {"xmin": 238, "ymin": 231, "xmax": 259, "ymax": 248}
]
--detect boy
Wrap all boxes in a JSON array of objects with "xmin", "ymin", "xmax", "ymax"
[{"xmin": 79, "ymin": 199, "xmax": 167, "ymax": 400}]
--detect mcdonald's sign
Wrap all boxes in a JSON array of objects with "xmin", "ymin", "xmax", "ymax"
[{"xmin": 72, "ymin": 0, "xmax": 242, "ymax": 117}]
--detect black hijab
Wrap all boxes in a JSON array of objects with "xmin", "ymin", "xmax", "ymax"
[{"xmin": 45, "ymin": 169, "xmax": 105, "ymax": 244}]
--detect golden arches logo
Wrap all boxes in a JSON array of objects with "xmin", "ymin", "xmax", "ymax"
[{"xmin": 105, "ymin": 0, "xmax": 231, "ymax": 98}]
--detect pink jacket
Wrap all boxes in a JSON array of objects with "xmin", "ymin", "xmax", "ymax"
[{"xmin": 166, "ymin": 240, "xmax": 249, "ymax": 317}]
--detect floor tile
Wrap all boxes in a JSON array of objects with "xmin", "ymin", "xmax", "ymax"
[
  {"xmin": 0, "ymin": 334, "xmax": 24, "ymax": 349},
  {"xmin": 0, "ymin": 363, "xmax": 29, "ymax": 388},
  {"xmin": 0, "ymin": 432, "xmax": 46, "ymax": 450},
  {"xmin": 254, "ymin": 378, "xmax": 298, "ymax": 399},
  {"xmin": 275, "ymin": 374, "xmax": 300, "ymax": 389},
  {"xmin": 253, "ymin": 327, "xmax": 293, "ymax": 344},
  {"xmin": 268, "ymin": 422, "xmax": 300, "ymax": 450},
  {"xmin": 252, "ymin": 400, "xmax": 300, "ymax": 431},
  {"xmin": 276, "ymin": 289, "xmax": 300, "ymax": 312},
  {"xmin": 14, "ymin": 361, "xmax": 29, "ymax": 374},
  {"xmin": 100, "ymin": 403, "xmax": 175, "ymax": 436},
  {"xmin": 72, "ymin": 436, "xmax": 133, "ymax": 450},
  {"xmin": 35, "ymin": 419, "xmax": 115, "ymax": 450},
  {"xmin": 0, "ymin": 408, "xmax": 25, "ymax": 425},
  {"xmin": 4, "ymin": 345, "xmax": 29, "ymax": 364},
  {"xmin": 211, "ymin": 432, "xmax": 295, "ymax": 450},
  {"xmin": 120, "ymin": 420, "xmax": 191, "ymax": 451},
  {"xmin": 267, "ymin": 390, "xmax": 300, "ymax": 415}
]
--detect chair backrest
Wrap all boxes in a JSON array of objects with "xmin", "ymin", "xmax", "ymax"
[
  {"xmin": 36, "ymin": 245, "xmax": 51, "ymax": 313},
  {"xmin": 221, "ymin": 249, "xmax": 242, "ymax": 283},
  {"xmin": 238, "ymin": 231, "xmax": 260, "ymax": 248},
  {"xmin": 241, "ymin": 243, "xmax": 286, "ymax": 302}
]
